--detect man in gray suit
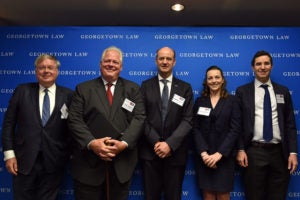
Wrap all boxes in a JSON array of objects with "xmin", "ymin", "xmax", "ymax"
[
  {"xmin": 236, "ymin": 50, "xmax": 298, "ymax": 200},
  {"xmin": 68, "ymin": 46, "xmax": 145, "ymax": 200},
  {"xmin": 2, "ymin": 54, "xmax": 73, "ymax": 200},
  {"xmin": 139, "ymin": 47, "xmax": 193, "ymax": 200}
]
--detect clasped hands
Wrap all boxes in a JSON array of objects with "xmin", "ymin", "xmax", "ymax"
[
  {"xmin": 154, "ymin": 141, "xmax": 171, "ymax": 158},
  {"xmin": 89, "ymin": 137, "xmax": 127, "ymax": 161},
  {"xmin": 201, "ymin": 151, "xmax": 222, "ymax": 169}
]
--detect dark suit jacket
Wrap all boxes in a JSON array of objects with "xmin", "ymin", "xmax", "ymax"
[
  {"xmin": 1, "ymin": 83, "xmax": 73, "ymax": 175},
  {"xmin": 236, "ymin": 81, "xmax": 298, "ymax": 159},
  {"xmin": 193, "ymin": 95, "xmax": 240, "ymax": 158},
  {"xmin": 139, "ymin": 76, "xmax": 193, "ymax": 165},
  {"xmin": 68, "ymin": 77, "xmax": 145, "ymax": 186}
]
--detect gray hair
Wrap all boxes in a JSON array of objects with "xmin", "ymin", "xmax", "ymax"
[
  {"xmin": 101, "ymin": 46, "xmax": 123, "ymax": 64},
  {"xmin": 34, "ymin": 54, "xmax": 61, "ymax": 68}
]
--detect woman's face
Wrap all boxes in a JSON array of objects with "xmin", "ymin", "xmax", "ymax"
[{"xmin": 206, "ymin": 69, "xmax": 224, "ymax": 93}]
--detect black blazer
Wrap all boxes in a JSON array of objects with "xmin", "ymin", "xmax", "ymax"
[
  {"xmin": 139, "ymin": 76, "xmax": 193, "ymax": 165},
  {"xmin": 193, "ymin": 95, "xmax": 241, "ymax": 158},
  {"xmin": 68, "ymin": 77, "xmax": 145, "ymax": 186},
  {"xmin": 1, "ymin": 83, "xmax": 73, "ymax": 174},
  {"xmin": 236, "ymin": 81, "xmax": 298, "ymax": 159}
]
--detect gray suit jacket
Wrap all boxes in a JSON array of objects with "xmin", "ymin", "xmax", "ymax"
[{"xmin": 68, "ymin": 77, "xmax": 145, "ymax": 185}]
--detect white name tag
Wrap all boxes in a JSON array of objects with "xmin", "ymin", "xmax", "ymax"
[
  {"xmin": 171, "ymin": 94, "xmax": 185, "ymax": 107},
  {"xmin": 122, "ymin": 98, "xmax": 135, "ymax": 112},
  {"xmin": 60, "ymin": 103, "xmax": 69, "ymax": 119},
  {"xmin": 276, "ymin": 94, "xmax": 285, "ymax": 104},
  {"xmin": 197, "ymin": 107, "xmax": 211, "ymax": 116}
]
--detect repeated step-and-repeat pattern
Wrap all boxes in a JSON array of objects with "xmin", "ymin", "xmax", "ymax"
[{"xmin": 0, "ymin": 27, "xmax": 299, "ymax": 200}]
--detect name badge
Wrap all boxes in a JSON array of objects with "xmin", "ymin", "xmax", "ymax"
[
  {"xmin": 276, "ymin": 94, "xmax": 285, "ymax": 104},
  {"xmin": 122, "ymin": 98, "xmax": 135, "ymax": 112},
  {"xmin": 171, "ymin": 94, "xmax": 185, "ymax": 107},
  {"xmin": 197, "ymin": 107, "xmax": 211, "ymax": 116},
  {"xmin": 60, "ymin": 103, "xmax": 69, "ymax": 119}
]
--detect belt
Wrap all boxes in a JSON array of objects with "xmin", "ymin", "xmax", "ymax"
[{"xmin": 251, "ymin": 141, "xmax": 281, "ymax": 148}]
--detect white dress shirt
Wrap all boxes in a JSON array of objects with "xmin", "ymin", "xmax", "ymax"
[{"xmin": 253, "ymin": 79, "xmax": 281, "ymax": 143}]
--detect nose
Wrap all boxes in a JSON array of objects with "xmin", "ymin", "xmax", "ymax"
[{"xmin": 162, "ymin": 58, "xmax": 168, "ymax": 63}]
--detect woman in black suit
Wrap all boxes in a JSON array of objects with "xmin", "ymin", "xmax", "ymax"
[{"xmin": 193, "ymin": 66, "xmax": 241, "ymax": 200}]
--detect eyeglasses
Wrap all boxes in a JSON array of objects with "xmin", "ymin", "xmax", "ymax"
[{"xmin": 36, "ymin": 65, "xmax": 58, "ymax": 71}]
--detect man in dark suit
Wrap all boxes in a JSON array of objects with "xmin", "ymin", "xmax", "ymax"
[
  {"xmin": 1, "ymin": 54, "xmax": 73, "ymax": 200},
  {"xmin": 68, "ymin": 46, "xmax": 145, "ymax": 200},
  {"xmin": 139, "ymin": 46, "xmax": 193, "ymax": 200},
  {"xmin": 236, "ymin": 50, "xmax": 298, "ymax": 200}
]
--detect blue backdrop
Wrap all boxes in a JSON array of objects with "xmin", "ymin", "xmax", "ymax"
[{"xmin": 0, "ymin": 27, "xmax": 299, "ymax": 200}]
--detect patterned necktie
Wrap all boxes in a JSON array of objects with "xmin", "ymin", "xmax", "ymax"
[
  {"xmin": 106, "ymin": 83, "xmax": 113, "ymax": 106},
  {"xmin": 261, "ymin": 84, "xmax": 273, "ymax": 142},
  {"xmin": 161, "ymin": 79, "xmax": 169, "ymax": 122},
  {"xmin": 42, "ymin": 88, "xmax": 50, "ymax": 126}
]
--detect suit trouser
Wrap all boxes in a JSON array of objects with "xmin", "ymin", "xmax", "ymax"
[
  {"xmin": 13, "ymin": 152, "xmax": 64, "ymax": 200},
  {"xmin": 73, "ymin": 165, "xmax": 131, "ymax": 200},
  {"xmin": 244, "ymin": 143, "xmax": 290, "ymax": 200},
  {"xmin": 142, "ymin": 158, "xmax": 186, "ymax": 200}
]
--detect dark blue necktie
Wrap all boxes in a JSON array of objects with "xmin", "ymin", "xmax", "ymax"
[
  {"xmin": 42, "ymin": 89, "xmax": 50, "ymax": 126},
  {"xmin": 261, "ymin": 84, "xmax": 273, "ymax": 142},
  {"xmin": 161, "ymin": 79, "xmax": 169, "ymax": 122}
]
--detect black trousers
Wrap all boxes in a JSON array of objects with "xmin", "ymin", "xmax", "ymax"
[
  {"xmin": 244, "ymin": 143, "xmax": 290, "ymax": 200},
  {"xmin": 13, "ymin": 152, "xmax": 64, "ymax": 200},
  {"xmin": 142, "ymin": 158, "xmax": 186, "ymax": 200},
  {"xmin": 73, "ymin": 165, "xmax": 131, "ymax": 200}
]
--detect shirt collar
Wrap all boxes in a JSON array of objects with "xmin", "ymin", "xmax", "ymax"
[
  {"xmin": 158, "ymin": 74, "xmax": 173, "ymax": 83},
  {"xmin": 39, "ymin": 83, "xmax": 56, "ymax": 94},
  {"xmin": 102, "ymin": 78, "xmax": 117, "ymax": 86},
  {"xmin": 254, "ymin": 78, "xmax": 272, "ymax": 88}
]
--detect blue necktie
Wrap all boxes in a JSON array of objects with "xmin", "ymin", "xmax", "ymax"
[
  {"xmin": 42, "ymin": 89, "xmax": 50, "ymax": 126},
  {"xmin": 261, "ymin": 84, "xmax": 273, "ymax": 142},
  {"xmin": 161, "ymin": 79, "xmax": 169, "ymax": 122}
]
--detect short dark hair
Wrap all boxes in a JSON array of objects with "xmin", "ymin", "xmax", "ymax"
[{"xmin": 251, "ymin": 50, "xmax": 273, "ymax": 66}]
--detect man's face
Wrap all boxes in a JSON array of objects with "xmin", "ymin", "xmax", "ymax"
[
  {"xmin": 156, "ymin": 47, "xmax": 176, "ymax": 78},
  {"xmin": 35, "ymin": 58, "xmax": 59, "ymax": 88},
  {"xmin": 252, "ymin": 55, "xmax": 272, "ymax": 83},
  {"xmin": 100, "ymin": 50, "xmax": 122, "ymax": 82}
]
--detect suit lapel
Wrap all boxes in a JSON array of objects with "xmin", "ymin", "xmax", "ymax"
[
  {"xmin": 168, "ymin": 78, "xmax": 181, "ymax": 113},
  {"xmin": 248, "ymin": 83, "xmax": 255, "ymax": 127},
  {"xmin": 31, "ymin": 84, "xmax": 42, "ymax": 125},
  {"xmin": 110, "ymin": 78, "xmax": 124, "ymax": 120},
  {"xmin": 94, "ymin": 78, "xmax": 111, "ymax": 117},
  {"xmin": 212, "ymin": 97, "xmax": 225, "ymax": 118},
  {"xmin": 153, "ymin": 77, "xmax": 162, "ymax": 112},
  {"xmin": 52, "ymin": 86, "xmax": 65, "ymax": 121}
]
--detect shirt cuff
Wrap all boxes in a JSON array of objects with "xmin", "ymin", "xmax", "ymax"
[
  {"xmin": 121, "ymin": 141, "xmax": 128, "ymax": 147},
  {"xmin": 3, "ymin": 150, "xmax": 15, "ymax": 161},
  {"xmin": 87, "ymin": 139, "xmax": 96, "ymax": 150}
]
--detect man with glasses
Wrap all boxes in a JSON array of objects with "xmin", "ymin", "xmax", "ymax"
[{"xmin": 2, "ymin": 54, "xmax": 73, "ymax": 200}]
